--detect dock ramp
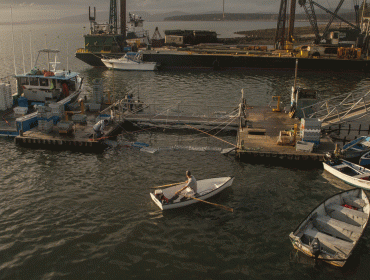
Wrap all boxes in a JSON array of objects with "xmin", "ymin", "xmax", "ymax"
[{"xmin": 301, "ymin": 90, "xmax": 370, "ymax": 127}]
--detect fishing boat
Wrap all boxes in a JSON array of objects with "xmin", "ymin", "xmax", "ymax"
[
  {"xmin": 16, "ymin": 49, "xmax": 83, "ymax": 103},
  {"xmin": 0, "ymin": 49, "xmax": 83, "ymax": 137},
  {"xmin": 289, "ymin": 188, "xmax": 370, "ymax": 267},
  {"xmin": 359, "ymin": 150, "xmax": 370, "ymax": 166},
  {"xmin": 323, "ymin": 159, "xmax": 370, "ymax": 190},
  {"xmin": 101, "ymin": 51, "xmax": 157, "ymax": 71},
  {"xmin": 150, "ymin": 176, "xmax": 234, "ymax": 210},
  {"xmin": 341, "ymin": 136, "xmax": 370, "ymax": 159}
]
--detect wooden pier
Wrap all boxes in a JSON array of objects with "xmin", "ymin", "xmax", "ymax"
[
  {"xmin": 14, "ymin": 112, "xmax": 123, "ymax": 152},
  {"xmin": 236, "ymin": 105, "xmax": 335, "ymax": 165}
]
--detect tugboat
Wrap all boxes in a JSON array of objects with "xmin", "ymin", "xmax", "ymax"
[{"xmin": 75, "ymin": 0, "xmax": 149, "ymax": 67}]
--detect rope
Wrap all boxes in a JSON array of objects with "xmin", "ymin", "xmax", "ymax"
[{"xmin": 185, "ymin": 124, "xmax": 237, "ymax": 147}]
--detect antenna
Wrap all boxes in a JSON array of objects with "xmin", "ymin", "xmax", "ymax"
[
  {"xmin": 21, "ymin": 31, "xmax": 26, "ymax": 73},
  {"xmin": 30, "ymin": 29, "xmax": 33, "ymax": 69},
  {"xmin": 10, "ymin": 7, "xmax": 17, "ymax": 75},
  {"xmin": 67, "ymin": 42, "xmax": 69, "ymax": 71}
]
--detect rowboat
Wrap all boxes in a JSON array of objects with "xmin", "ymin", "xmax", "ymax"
[
  {"xmin": 359, "ymin": 150, "xmax": 370, "ymax": 166},
  {"xmin": 289, "ymin": 188, "xmax": 370, "ymax": 267},
  {"xmin": 323, "ymin": 159, "xmax": 370, "ymax": 190},
  {"xmin": 150, "ymin": 177, "xmax": 234, "ymax": 210},
  {"xmin": 342, "ymin": 136, "xmax": 370, "ymax": 159}
]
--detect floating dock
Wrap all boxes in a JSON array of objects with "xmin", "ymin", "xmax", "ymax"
[{"xmin": 236, "ymin": 105, "xmax": 335, "ymax": 165}]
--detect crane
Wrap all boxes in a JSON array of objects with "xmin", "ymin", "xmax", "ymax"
[
  {"xmin": 275, "ymin": 0, "xmax": 297, "ymax": 50},
  {"xmin": 298, "ymin": 0, "xmax": 361, "ymax": 44}
]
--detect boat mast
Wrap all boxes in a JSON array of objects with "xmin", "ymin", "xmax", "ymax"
[
  {"xmin": 29, "ymin": 29, "xmax": 33, "ymax": 69},
  {"xmin": 21, "ymin": 31, "xmax": 26, "ymax": 73},
  {"xmin": 10, "ymin": 7, "xmax": 17, "ymax": 75}
]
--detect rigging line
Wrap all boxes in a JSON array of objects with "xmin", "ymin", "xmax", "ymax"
[
  {"xmin": 213, "ymin": 115, "xmax": 240, "ymax": 137},
  {"xmin": 185, "ymin": 124, "xmax": 237, "ymax": 147}
]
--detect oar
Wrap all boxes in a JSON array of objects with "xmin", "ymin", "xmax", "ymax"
[
  {"xmin": 182, "ymin": 194, "xmax": 234, "ymax": 212},
  {"xmin": 150, "ymin": 181, "xmax": 186, "ymax": 189}
]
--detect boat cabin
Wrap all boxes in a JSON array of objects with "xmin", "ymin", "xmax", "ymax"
[{"xmin": 15, "ymin": 49, "xmax": 82, "ymax": 104}]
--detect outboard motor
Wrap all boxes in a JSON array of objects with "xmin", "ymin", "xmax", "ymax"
[{"xmin": 310, "ymin": 238, "xmax": 321, "ymax": 259}]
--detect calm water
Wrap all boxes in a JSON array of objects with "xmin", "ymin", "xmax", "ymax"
[{"xmin": 1, "ymin": 22, "xmax": 370, "ymax": 279}]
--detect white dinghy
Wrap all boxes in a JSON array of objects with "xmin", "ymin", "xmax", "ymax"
[
  {"xmin": 150, "ymin": 177, "xmax": 234, "ymax": 211},
  {"xmin": 289, "ymin": 188, "xmax": 370, "ymax": 267},
  {"xmin": 323, "ymin": 159, "xmax": 370, "ymax": 190}
]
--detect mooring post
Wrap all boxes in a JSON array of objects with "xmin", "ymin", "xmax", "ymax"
[
  {"xmin": 343, "ymin": 136, "xmax": 346, "ymax": 145},
  {"xmin": 348, "ymin": 124, "xmax": 351, "ymax": 135},
  {"xmin": 359, "ymin": 124, "xmax": 362, "ymax": 135},
  {"xmin": 338, "ymin": 124, "xmax": 341, "ymax": 135}
]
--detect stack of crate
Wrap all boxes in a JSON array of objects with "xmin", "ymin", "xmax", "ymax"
[
  {"xmin": 37, "ymin": 105, "xmax": 54, "ymax": 133},
  {"xmin": 38, "ymin": 119, "xmax": 54, "ymax": 133},
  {"xmin": 49, "ymin": 102, "xmax": 64, "ymax": 123},
  {"xmin": 13, "ymin": 106, "xmax": 28, "ymax": 117},
  {"xmin": 71, "ymin": 114, "xmax": 87, "ymax": 124},
  {"xmin": 57, "ymin": 121, "xmax": 74, "ymax": 134},
  {"xmin": 92, "ymin": 78, "xmax": 103, "ymax": 104},
  {"xmin": 0, "ymin": 83, "xmax": 12, "ymax": 111},
  {"xmin": 300, "ymin": 118, "xmax": 321, "ymax": 146}
]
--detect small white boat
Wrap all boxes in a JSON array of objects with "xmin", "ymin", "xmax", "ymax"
[
  {"xmin": 323, "ymin": 159, "xmax": 370, "ymax": 190},
  {"xmin": 342, "ymin": 136, "xmax": 370, "ymax": 159},
  {"xmin": 150, "ymin": 177, "xmax": 234, "ymax": 210},
  {"xmin": 359, "ymin": 150, "xmax": 370, "ymax": 166},
  {"xmin": 101, "ymin": 51, "xmax": 157, "ymax": 71},
  {"xmin": 289, "ymin": 188, "xmax": 370, "ymax": 267}
]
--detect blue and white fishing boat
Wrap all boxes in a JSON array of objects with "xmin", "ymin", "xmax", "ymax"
[
  {"xmin": 342, "ymin": 136, "xmax": 370, "ymax": 159},
  {"xmin": 359, "ymin": 151, "xmax": 370, "ymax": 166},
  {"xmin": 323, "ymin": 159, "xmax": 370, "ymax": 190},
  {"xmin": 0, "ymin": 49, "xmax": 83, "ymax": 137}
]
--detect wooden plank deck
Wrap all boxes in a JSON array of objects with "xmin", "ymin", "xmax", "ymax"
[
  {"xmin": 14, "ymin": 112, "xmax": 122, "ymax": 152},
  {"xmin": 236, "ymin": 106, "xmax": 335, "ymax": 163}
]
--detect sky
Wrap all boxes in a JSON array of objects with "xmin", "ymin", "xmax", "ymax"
[{"xmin": 0, "ymin": 1, "xmax": 359, "ymax": 23}]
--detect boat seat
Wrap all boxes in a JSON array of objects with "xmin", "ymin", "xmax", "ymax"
[
  {"xmin": 343, "ymin": 196, "xmax": 367, "ymax": 209},
  {"xmin": 314, "ymin": 215, "xmax": 362, "ymax": 242},
  {"xmin": 332, "ymin": 164, "xmax": 348, "ymax": 169},
  {"xmin": 305, "ymin": 228, "xmax": 353, "ymax": 256},
  {"xmin": 326, "ymin": 204, "xmax": 369, "ymax": 227}
]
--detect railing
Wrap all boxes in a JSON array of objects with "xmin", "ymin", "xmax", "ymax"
[
  {"xmin": 100, "ymin": 98, "xmax": 240, "ymax": 126},
  {"xmin": 301, "ymin": 89, "xmax": 370, "ymax": 124}
]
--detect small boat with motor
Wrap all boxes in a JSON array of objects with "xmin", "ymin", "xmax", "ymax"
[
  {"xmin": 101, "ymin": 51, "xmax": 157, "ymax": 71},
  {"xmin": 289, "ymin": 188, "xmax": 370, "ymax": 267},
  {"xmin": 323, "ymin": 159, "xmax": 370, "ymax": 190},
  {"xmin": 150, "ymin": 177, "xmax": 234, "ymax": 210},
  {"xmin": 341, "ymin": 136, "xmax": 370, "ymax": 159}
]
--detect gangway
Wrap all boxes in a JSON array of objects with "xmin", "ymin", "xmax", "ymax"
[{"xmin": 301, "ymin": 89, "xmax": 370, "ymax": 127}]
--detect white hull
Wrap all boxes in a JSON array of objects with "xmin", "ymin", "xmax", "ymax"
[
  {"xmin": 323, "ymin": 160, "xmax": 370, "ymax": 191},
  {"xmin": 289, "ymin": 188, "xmax": 370, "ymax": 267},
  {"xmin": 102, "ymin": 59, "xmax": 157, "ymax": 71},
  {"xmin": 150, "ymin": 177, "xmax": 234, "ymax": 210}
]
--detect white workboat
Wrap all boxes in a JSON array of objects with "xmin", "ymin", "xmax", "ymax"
[
  {"xmin": 289, "ymin": 188, "xmax": 370, "ymax": 267},
  {"xmin": 101, "ymin": 51, "xmax": 157, "ymax": 71},
  {"xmin": 323, "ymin": 159, "xmax": 370, "ymax": 190},
  {"xmin": 150, "ymin": 177, "xmax": 234, "ymax": 210}
]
